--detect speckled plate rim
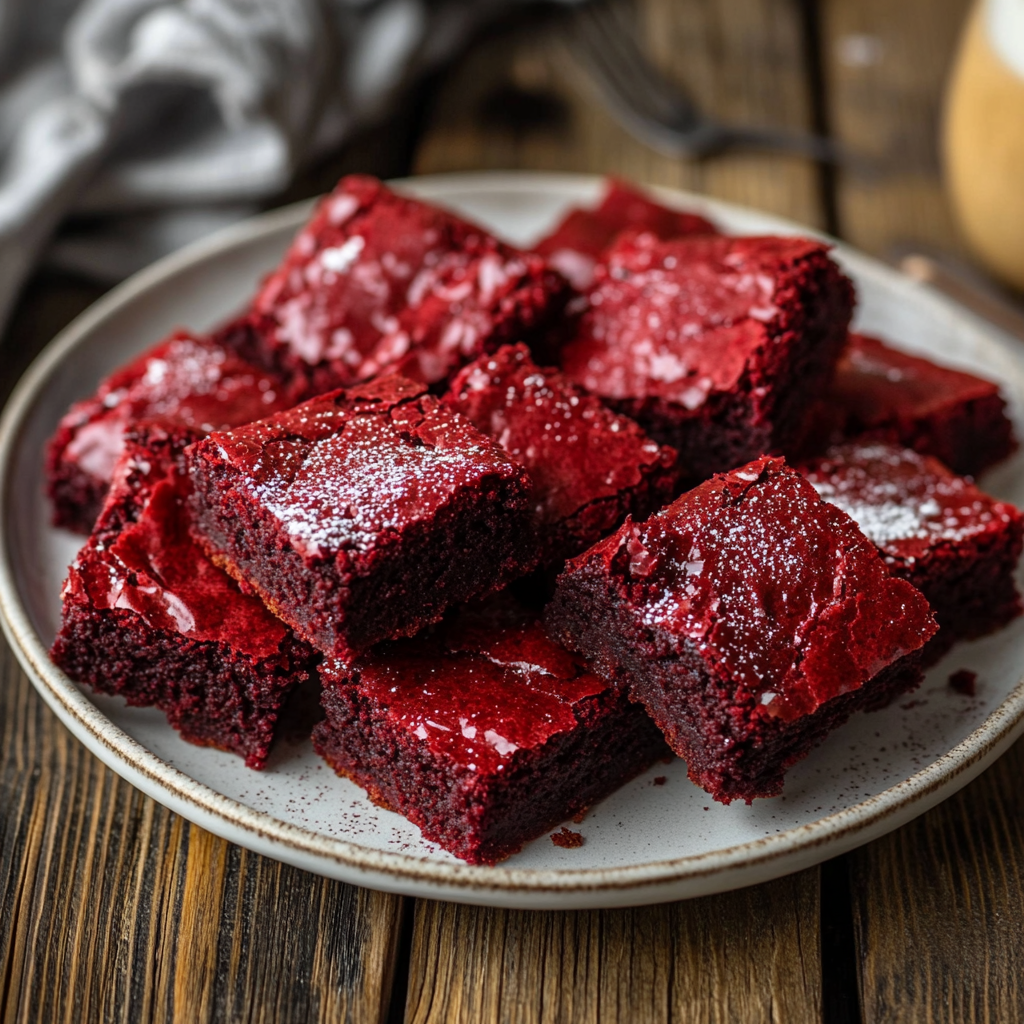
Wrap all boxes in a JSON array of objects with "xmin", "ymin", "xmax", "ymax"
[{"xmin": 3, "ymin": 171, "xmax": 1024, "ymax": 910}]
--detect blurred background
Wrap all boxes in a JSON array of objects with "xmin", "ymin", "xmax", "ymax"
[{"xmin": 2, "ymin": 0, "xmax": 1023, "ymax": 396}]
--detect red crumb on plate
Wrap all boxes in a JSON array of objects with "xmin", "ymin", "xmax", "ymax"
[
  {"xmin": 949, "ymin": 669, "xmax": 978, "ymax": 696},
  {"xmin": 551, "ymin": 827, "xmax": 585, "ymax": 849}
]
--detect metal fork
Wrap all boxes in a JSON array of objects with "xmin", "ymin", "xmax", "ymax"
[{"xmin": 562, "ymin": 0, "xmax": 842, "ymax": 163}]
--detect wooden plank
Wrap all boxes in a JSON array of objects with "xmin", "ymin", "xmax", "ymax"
[
  {"xmin": 0, "ymin": 644, "xmax": 405, "ymax": 1023},
  {"xmin": 850, "ymin": 737, "xmax": 1024, "ymax": 1024},
  {"xmin": 820, "ymin": 0, "xmax": 973, "ymax": 257},
  {"xmin": 415, "ymin": 0, "xmax": 827, "ymax": 230},
  {"xmin": 403, "ymin": 869, "xmax": 820, "ymax": 1024}
]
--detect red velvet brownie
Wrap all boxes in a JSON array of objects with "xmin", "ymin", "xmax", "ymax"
[
  {"xmin": 248, "ymin": 175, "xmax": 571, "ymax": 394},
  {"xmin": 824, "ymin": 333, "xmax": 1016, "ymax": 477},
  {"xmin": 51, "ymin": 427, "xmax": 315, "ymax": 768},
  {"xmin": 186, "ymin": 375, "xmax": 537, "ymax": 660},
  {"xmin": 444, "ymin": 344, "xmax": 679, "ymax": 565},
  {"xmin": 545, "ymin": 456, "xmax": 937, "ymax": 803},
  {"xmin": 312, "ymin": 597, "xmax": 670, "ymax": 864},
  {"xmin": 801, "ymin": 441, "xmax": 1023, "ymax": 658},
  {"xmin": 559, "ymin": 232, "xmax": 854, "ymax": 481},
  {"xmin": 534, "ymin": 178, "xmax": 717, "ymax": 289},
  {"xmin": 46, "ymin": 323, "xmax": 297, "ymax": 534}
]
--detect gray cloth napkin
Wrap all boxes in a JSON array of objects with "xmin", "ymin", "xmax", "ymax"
[{"xmin": 0, "ymin": 0, "xmax": 565, "ymax": 336}]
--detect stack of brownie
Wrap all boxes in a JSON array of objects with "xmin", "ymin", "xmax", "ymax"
[{"xmin": 48, "ymin": 174, "xmax": 1023, "ymax": 864}]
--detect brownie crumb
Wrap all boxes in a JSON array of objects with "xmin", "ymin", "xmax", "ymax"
[
  {"xmin": 949, "ymin": 669, "xmax": 978, "ymax": 696},
  {"xmin": 653, "ymin": 776, "xmax": 667, "ymax": 786},
  {"xmin": 572, "ymin": 810, "xmax": 587, "ymax": 824},
  {"xmin": 551, "ymin": 827, "xmax": 585, "ymax": 849}
]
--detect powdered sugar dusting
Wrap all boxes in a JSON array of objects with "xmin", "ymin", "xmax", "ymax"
[
  {"xmin": 320, "ymin": 236, "xmax": 365, "ymax": 274},
  {"xmin": 208, "ymin": 386, "xmax": 522, "ymax": 565},
  {"xmin": 803, "ymin": 441, "xmax": 1016, "ymax": 556},
  {"xmin": 275, "ymin": 417, "xmax": 496, "ymax": 559},
  {"xmin": 251, "ymin": 176, "xmax": 555, "ymax": 386},
  {"xmin": 609, "ymin": 456, "xmax": 934, "ymax": 720},
  {"xmin": 445, "ymin": 344, "xmax": 675, "ymax": 528},
  {"xmin": 62, "ymin": 332, "xmax": 291, "ymax": 486},
  {"xmin": 560, "ymin": 234, "xmax": 829, "ymax": 404}
]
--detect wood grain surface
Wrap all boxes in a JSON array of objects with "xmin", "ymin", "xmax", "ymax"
[
  {"xmin": 403, "ymin": 870, "xmax": 820, "ymax": 1024},
  {"xmin": 850, "ymin": 736, "xmax": 1024, "ymax": 1024},
  {"xmin": 415, "ymin": 0, "xmax": 827, "ymax": 229},
  {"xmin": 4, "ymin": 1, "xmax": 1024, "ymax": 1021},
  {"xmin": 820, "ymin": 0, "xmax": 972, "ymax": 258},
  {"xmin": 0, "ymin": 610, "xmax": 405, "ymax": 1024}
]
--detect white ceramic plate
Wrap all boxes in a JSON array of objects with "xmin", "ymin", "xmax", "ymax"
[{"xmin": 3, "ymin": 172, "xmax": 1024, "ymax": 910}]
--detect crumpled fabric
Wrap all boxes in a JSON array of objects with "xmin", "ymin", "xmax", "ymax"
[{"xmin": 0, "ymin": 0, "xmax": 571, "ymax": 335}]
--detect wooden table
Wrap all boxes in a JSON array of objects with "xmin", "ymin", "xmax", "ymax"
[{"xmin": 4, "ymin": 2, "xmax": 1024, "ymax": 1020}]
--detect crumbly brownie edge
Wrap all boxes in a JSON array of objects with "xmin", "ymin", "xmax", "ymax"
[
  {"xmin": 624, "ymin": 650, "xmax": 922, "ymax": 802},
  {"xmin": 52, "ymin": 602, "xmax": 311, "ymax": 769},
  {"xmin": 897, "ymin": 392, "xmax": 1017, "ymax": 478},
  {"xmin": 757, "ymin": 249, "xmax": 855, "ymax": 456},
  {"xmin": 46, "ymin": 461, "xmax": 109, "ymax": 535},
  {"xmin": 607, "ymin": 249, "xmax": 853, "ymax": 479},
  {"xmin": 544, "ymin": 557, "xmax": 924, "ymax": 803},
  {"xmin": 187, "ymin": 450, "xmax": 538, "ymax": 658},
  {"xmin": 90, "ymin": 425, "xmax": 200, "ymax": 545},
  {"xmin": 494, "ymin": 266, "xmax": 576, "ymax": 368},
  {"xmin": 894, "ymin": 524, "xmax": 1024, "ymax": 664},
  {"xmin": 611, "ymin": 389, "xmax": 776, "ymax": 485},
  {"xmin": 45, "ymin": 402, "xmax": 110, "ymax": 534},
  {"xmin": 312, "ymin": 679, "xmax": 670, "ymax": 864}
]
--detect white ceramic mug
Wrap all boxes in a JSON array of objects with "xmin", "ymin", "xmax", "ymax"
[{"xmin": 943, "ymin": 0, "xmax": 1024, "ymax": 291}]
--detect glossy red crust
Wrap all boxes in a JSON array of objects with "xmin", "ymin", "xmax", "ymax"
[
  {"xmin": 46, "ymin": 322, "xmax": 298, "ymax": 534},
  {"xmin": 801, "ymin": 441, "xmax": 1023, "ymax": 660},
  {"xmin": 50, "ymin": 427, "xmax": 314, "ymax": 769},
  {"xmin": 186, "ymin": 375, "xmax": 537, "ymax": 660},
  {"xmin": 534, "ymin": 179, "xmax": 717, "ymax": 289},
  {"xmin": 544, "ymin": 456, "xmax": 937, "ymax": 803},
  {"xmin": 823, "ymin": 333, "xmax": 1017, "ymax": 476},
  {"xmin": 312, "ymin": 597, "xmax": 670, "ymax": 864},
  {"xmin": 558, "ymin": 233, "xmax": 854, "ymax": 482},
  {"xmin": 247, "ymin": 175, "xmax": 572, "ymax": 394},
  {"xmin": 444, "ymin": 344, "xmax": 679, "ymax": 566}
]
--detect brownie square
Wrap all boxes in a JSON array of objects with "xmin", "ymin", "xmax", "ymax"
[
  {"xmin": 312, "ymin": 597, "xmax": 670, "ymax": 864},
  {"xmin": 247, "ymin": 175, "xmax": 571, "ymax": 394},
  {"xmin": 186, "ymin": 375, "xmax": 537, "ymax": 659},
  {"xmin": 444, "ymin": 343, "xmax": 679, "ymax": 566},
  {"xmin": 545, "ymin": 456, "xmax": 937, "ymax": 803},
  {"xmin": 51, "ymin": 427, "xmax": 315, "ymax": 768},
  {"xmin": 534, "ymin": 178, "xmax": 717, "ymax": 289},
  {"xmin": 821, "ymin": 333, "xmax": 1017, "ymax": 477},
  {"xmin": 46, "ymin": 322, "xmax": 297, "ymax": 534},
  {"xmin": 801, "ymin": 441, "xmax": 1023, "ymax": 660},
  {"xmin": 558, "ymin": 233, "xmax": 855, "ymax": 481}
]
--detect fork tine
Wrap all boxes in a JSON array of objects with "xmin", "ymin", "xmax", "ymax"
[
  {"xmin": 568, "ymin": 37, "xmax": 722, "ymax": 154},
  {"xmin": 573, "ymin": 3, "xmax": 700, "ymax": 127},
  {"xmin": 566, "ymin": 13, "xmax": 720, "ymax": 156},
  {"xmin": 570, "ymin": 10, "xmax": 653, "ymax": 108},
  {"xmin": 564, "ymin": 0, "xmax": 843, "ymax": 162},
  {"xmin": 571, "ymin": 23, "xmax": 663, "ymax": 122},
  {"xmin": 593, "ymin": 6, "xmax": 701, "ymax": 125}
]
